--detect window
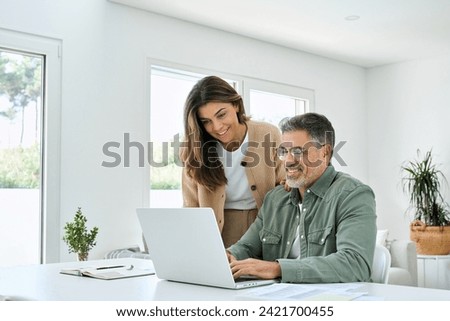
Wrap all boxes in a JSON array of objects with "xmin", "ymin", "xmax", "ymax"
[
  {"xmin": 148, "ymin": 66, "xmax": 205, "ymax": 208},
  {"xmin": 146, "ymin": 61, "xmax": 314, "ymax": 207},
  {"xmin": 0, "ymin": 49, "xmax": 43, "ymax": 267},
  {"xmin": 243, "ymin": 78, "xmax": 312, "ymax": 126},
  {"xmin": 0, "ymin": 28, "xmax": 61, "ymax": 266}
]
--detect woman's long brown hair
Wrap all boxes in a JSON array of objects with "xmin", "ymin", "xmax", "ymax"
[{"xmin": 181, "ymin": 76, "xmax": 249, "ymax": 191}]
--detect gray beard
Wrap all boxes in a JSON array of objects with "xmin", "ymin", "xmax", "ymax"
[{"xmin": 286, "ymin": 177, "xmax": 306, "ymax": 189}]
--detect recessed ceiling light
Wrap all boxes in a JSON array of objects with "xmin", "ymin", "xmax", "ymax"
[{"xmin": 345, "ymin": 15, "xmax": 360, "ymax": 21}]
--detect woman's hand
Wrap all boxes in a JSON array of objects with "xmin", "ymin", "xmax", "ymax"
[{"xmin": 280, "ymin": 179, "xmax": 291, "ymax": 192}]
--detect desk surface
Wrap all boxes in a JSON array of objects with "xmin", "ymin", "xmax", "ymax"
[{"xmin": 1, "ymin": 258, "xmax": 450, "ymax": 301}]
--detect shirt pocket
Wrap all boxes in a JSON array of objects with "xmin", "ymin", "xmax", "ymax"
[
  {"xmin": 307, "ymin": 226, "xmax": 334, "ymax": 256},
  {"xmin": 259, "ymin": 229, "xmax": 282, "ymax": 244},
  {"xmin": 259, "ymin": 229, "xmax": 282, "ymax": 260}
]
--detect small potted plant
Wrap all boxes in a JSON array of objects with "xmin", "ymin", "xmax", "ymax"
[
  {"xmin": 63, "ymin": 207, "xmax": 99, "ymax": 261},
  {"xmin": 401, "ymin": 149, "xmax": 450, "ymax": 254}
]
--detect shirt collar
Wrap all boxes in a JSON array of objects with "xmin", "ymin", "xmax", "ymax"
[{"xmin": 289, "ymin": 165, "xmax": 338, "ymax": 204}]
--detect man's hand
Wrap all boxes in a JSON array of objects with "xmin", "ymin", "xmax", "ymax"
[
  {"xmin": 230, "ymin": 258, "xmax": 281, "ymax": 280},
  {"xmin": 226, "ymin": 251, "xmax": 236, "ymax": 263}
]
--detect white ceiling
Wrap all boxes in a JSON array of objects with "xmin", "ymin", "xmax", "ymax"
[{"xmin": 110, "ymin": 0, "xmax": 450, "ymax": 68}]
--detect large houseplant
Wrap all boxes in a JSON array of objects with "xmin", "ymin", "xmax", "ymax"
[
  {"xmin": 63, "ymin": 207, "xmax": 99, "ymax": 261},
  {"xmin": 401, "ymin": 150, "xmax": 450, "ymax": 255}
]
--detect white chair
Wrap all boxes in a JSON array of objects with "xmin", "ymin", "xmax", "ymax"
[
  {"xmin": 388, "ymin": 239, "xmax": 418, "ymax": 286},
  {"xmin": 376, "ymin": 230, "xmax": 418, "ymax": 286},
  {"xmin": 371, "ymin": 244, "xmax": 391, "ymax": 284}
]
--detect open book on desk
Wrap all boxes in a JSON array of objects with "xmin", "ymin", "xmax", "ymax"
[{"xmin": 60, "ymin": 264, "xmax": 155, "ymax": 280}]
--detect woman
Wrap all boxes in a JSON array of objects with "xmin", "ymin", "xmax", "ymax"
[{"xmin": 180, "ymin": 76, "xmax": 284, "ymax": 248}]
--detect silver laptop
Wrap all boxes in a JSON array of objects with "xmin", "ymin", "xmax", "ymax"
[{"xmin": 136, "ymin": 207, "xmax": 278, "ymax": 289}]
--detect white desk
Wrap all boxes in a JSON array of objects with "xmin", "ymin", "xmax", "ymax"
[{"xmin": 1, "ymin": 258, "xmax": 450, "ymax": 301}]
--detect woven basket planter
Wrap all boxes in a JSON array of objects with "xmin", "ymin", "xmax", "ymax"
[{"xmin": 410, "ymin": 220, "xmax": 450, "ymax": 255}]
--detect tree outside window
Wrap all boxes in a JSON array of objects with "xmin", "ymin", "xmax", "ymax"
[{"xmin": 0, "ymin": 51, "xmax": 42, "ymax": 189}]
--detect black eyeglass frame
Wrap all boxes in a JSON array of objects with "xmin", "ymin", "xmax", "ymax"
[{"xmin": 276, "ymin": 142, "xmax": 326, "ymax": 160}]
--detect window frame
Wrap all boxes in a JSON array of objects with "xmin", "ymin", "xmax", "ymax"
[
  {"xmin": 0, "ymin": 28, "xmax": 62, "ymax": 264},
  {"xmin": 241, "ymin": 77, "xmax": 314, "ymax": 116}
]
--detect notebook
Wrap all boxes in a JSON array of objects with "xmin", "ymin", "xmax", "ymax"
[
  {"xmin": 136, "ymin": 207, "xmax": 278, "ymax": 289},
  {"xmin": 60, "ymin": 264, "xmax": 154, "ymax": 280}
]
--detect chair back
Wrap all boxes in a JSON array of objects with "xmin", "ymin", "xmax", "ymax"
[{"xmin": 371, "ymin": 244, "xmax": 391, "ymax": 284}]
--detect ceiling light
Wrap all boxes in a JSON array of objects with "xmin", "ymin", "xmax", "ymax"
[{"xmin": 345, "ymin": 15, "xmax": 360, "ymax": 21}]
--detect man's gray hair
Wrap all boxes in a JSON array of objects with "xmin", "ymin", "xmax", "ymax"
[{"xmin": 279, "ymin": 113, "xmax": 335, "ymax": 151}]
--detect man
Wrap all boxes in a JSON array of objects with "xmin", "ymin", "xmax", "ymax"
[{"xmin": 227, "ymin": 113, "xmax": 376, "ymax": 283}]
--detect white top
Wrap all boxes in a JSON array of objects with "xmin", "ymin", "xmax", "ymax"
[
  {"xmin": 288, "ymin": 203, "xmax": 301, "ymax": 259},
  {"xmin": 218, "ymin": 133, "xmax": 257, "ymax": 210}
]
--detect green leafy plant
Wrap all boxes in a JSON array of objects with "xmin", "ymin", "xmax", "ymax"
[
  {"xmin": 62, "ymin": 207, "xmax": 99, "ymax": 260},
  {"xmin": 401, "ymin": 149, "xmax": 450, "ymax": 226}
]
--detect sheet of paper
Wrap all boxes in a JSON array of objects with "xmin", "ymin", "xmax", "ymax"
[{"xmin": 239, "ymin": 283, "xmax": 368, "ymax": 301}]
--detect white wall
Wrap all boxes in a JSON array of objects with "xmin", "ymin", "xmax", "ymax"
[
  {"xmin": 0, "ymin": 0, "xmax": 367, "ymax": 261},
  {"xmin": 367, "ymin": 54, "xmax": 450, "ymax": 241}
]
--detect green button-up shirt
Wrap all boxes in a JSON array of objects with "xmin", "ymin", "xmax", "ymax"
[{"xmin": 228, "ymin": 165, "xmax": 377, "ymax": 283}]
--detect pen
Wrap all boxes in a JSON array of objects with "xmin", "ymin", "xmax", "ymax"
[{"xmin": 96, "ymin": 265, "xmax": 126, "ymax": 270}]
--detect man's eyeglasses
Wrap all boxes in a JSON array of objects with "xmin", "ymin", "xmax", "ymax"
[{"xmin": 276, "ymin": 143, "xmax": 325, "ymax": 161}]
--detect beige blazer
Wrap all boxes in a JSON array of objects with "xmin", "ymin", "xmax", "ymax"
[{"xmin": 181, "ymin": 120, "xmax": 284, "ymax": 231}]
